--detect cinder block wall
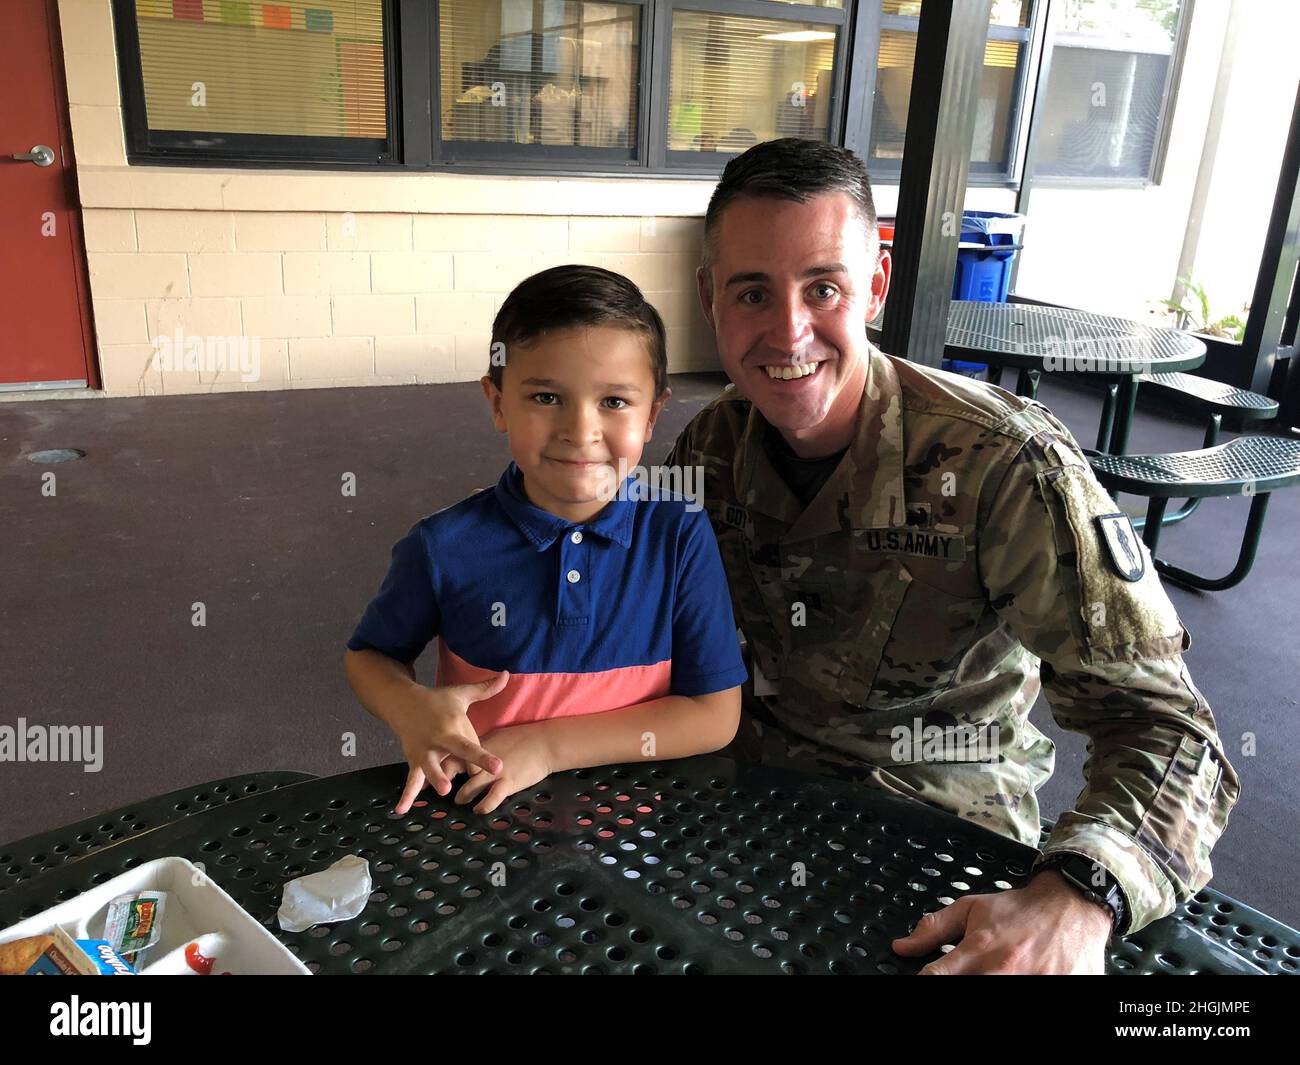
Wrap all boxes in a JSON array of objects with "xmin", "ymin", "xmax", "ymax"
[{"xmin": 59, "ymin": 0, "xmax": 718, "ymax": 397}]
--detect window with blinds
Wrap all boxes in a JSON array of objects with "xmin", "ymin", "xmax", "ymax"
[
  {"xmin": 667, "ymin": 10, "xmax": 839, "ymax": 155},
  {"xmin": 126, "ymin": 0, "xmax": 389, "ymax": 155},
  {"xmin": 111, "ymin": 0, "xmax": 1045, "ymax": 179},
  {"xmin": 1033, "ymin": 0, "xmax": 1186, "ymax": 182},
  {"xmin": 438, "ymin": 1, "xmax": 641, "ymax": 157},
  {"xmin": 869, "ymin": 0, "xmax": 1032, "ymax": 179}
]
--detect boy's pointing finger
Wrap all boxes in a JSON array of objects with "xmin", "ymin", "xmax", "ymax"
[
  {"xmin": 397, "ymin": 764, "xmax": 426, "ymax": 815},
  {"xmin": 421, "ymin": 752, "xmax": 453, "ymax": 796},
  {"xmin": 455, "ymin": 770, "xmax": 493, "ymax": 806},
  {"xmin": 449, "ymin": 737, "xmax": 503, "ymax": 776}
]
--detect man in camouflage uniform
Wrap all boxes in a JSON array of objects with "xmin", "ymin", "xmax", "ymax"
[{"xmin": 665, "ymin": 138, "xmax": 1238, "ymax": 973}]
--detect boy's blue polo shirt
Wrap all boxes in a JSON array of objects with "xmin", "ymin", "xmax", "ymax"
[{"xmin": 347, "ymin": 462, "xmax": 747, "ymax": 733}]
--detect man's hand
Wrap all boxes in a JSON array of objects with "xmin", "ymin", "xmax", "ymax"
[
  {"xmin": 444, "ymin": 724, "xmax": 552, "ymax": 815},
  {"xmin": 891, "ymin": 870, "xmax": 1113, "ymax": 974},
  {"xmin": 388, "ymin": 673, "xmax": 510, "ymax": 814}
]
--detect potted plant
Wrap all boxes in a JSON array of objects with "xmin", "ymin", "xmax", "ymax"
[{"xmin": 1156, "ymin": 276, "xmax": 1248, "ymax": 342}]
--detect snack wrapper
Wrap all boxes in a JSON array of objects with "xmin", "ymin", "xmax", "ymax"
[
  {"xmin": 277, "ymin": 856, "xmax": 371, "ymax": 933},
  {"xmin": 4, "ymin": 926, "xmax": 137, "ymax": 975}
]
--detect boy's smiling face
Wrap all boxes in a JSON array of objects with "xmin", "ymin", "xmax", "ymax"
[{"xmin": 481, "ymin": 324, "xmax": 670, "ymax": 524}]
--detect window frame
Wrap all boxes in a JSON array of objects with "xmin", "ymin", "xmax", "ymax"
[
  {"xmin": 431, "ymin": 0, "xmax": 651, "ymax": 169},
  {"xmin": 651, "ymin": 0, "xmax": 853, "ymax": 173},
  {"xmin": 426, "ymin": 0, "xmax": 855, "ymax": 175},
  {"xmin": 110, "ymin": 0, "xmax": 1047, "ymax": 187},
  {"xmin": 853, "ymin": 1, "xmax": 1039, "ymax": 187},
  {"xmin": 111, "ymin": 0, "xmax": 402, "ymax": 166},
  {"xmin": 1027, "ymin": 0, "xmax": 1194, "ymax": 189}
]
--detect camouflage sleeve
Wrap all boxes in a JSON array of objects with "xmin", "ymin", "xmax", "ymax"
[
  {"xmin": 977, "ymin": 410, "xmax": 1240, "ymax": 935},
  {"xmin": 662, "ymin": 418, "xmax": 695, "ymax": 471}
]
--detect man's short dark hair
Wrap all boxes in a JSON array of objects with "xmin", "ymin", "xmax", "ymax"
[
  {"xmin": 701, "ymin": 138, "xmax": 879, "ymax": 272},
  {"xmin": 489, "ymin": 264, "xmax": 668, "ymax": 396}
]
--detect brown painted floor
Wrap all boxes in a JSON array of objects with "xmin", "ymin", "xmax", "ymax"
[{"xmin": 1, "ymin": 372, "xmax": 1297, "ymax": 927}]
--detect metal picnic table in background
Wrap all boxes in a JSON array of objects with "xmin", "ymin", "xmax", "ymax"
[
  {"xmin": 2, "ymin": 757, "xmax": 1294, "ymax": 975},
  {"xmin": 944, "ymin": 301, "xmax": 1207, "ymax": 454}
]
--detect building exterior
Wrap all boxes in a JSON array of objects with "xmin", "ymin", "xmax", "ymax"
[{"xmin": 3, "ymin": 0, "xmax": 1295, "ymax": 398}]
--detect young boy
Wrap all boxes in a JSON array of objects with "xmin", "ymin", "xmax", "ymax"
[{"xmin": 345, "ymin": 265, "xmax": 746, "ymax": 816}]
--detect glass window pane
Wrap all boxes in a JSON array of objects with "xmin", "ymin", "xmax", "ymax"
[
  {"xmin": 883, "ymin": 0, "xmax": 1029, "ymax": 28},
  {"xmin": 869, "ymin": 30, "xmax": 1025, "ymax": 173},
  {"xmin": 989, "ymin": 0, "xmax": 1030, "ymax": 29},
  {"xmin": 439, "ymin": 1, "xmax": 640, "ymax": 150},
  {"xmin": 1034, "ymin": 0, "xmax": 1184, "ymax": 180},
  {"xmin": 133, "ymin": 0, "xmax": 386, "ymax": 138},
  {"xmin": 1016, "ymin": 0, "xmax": 1298, "ymax": 331},
  {"xmin": 669, "ymin": 12, "xmax": 839, "ymax": 153}
]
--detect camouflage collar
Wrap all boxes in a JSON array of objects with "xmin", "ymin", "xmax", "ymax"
[{"xmin": 733, "ymin": 346, "xmax": 906, "ymax": 542}]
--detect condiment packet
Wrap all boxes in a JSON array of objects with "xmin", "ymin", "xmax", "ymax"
[{"xmin": 104, "ymin": 891, "xmax": 168, "ymax": 954}]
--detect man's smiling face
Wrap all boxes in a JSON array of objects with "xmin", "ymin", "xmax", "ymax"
[{"xmin": 698, "ymin": 191, "xmax": 890, "ymax": 455}]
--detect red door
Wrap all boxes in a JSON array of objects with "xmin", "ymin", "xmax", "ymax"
[{"xmin": 0, "ymin": 0, "xmax": 98, "ymax": 389}]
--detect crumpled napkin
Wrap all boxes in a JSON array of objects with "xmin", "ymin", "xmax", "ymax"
[{"xmin": 277, "ymin": 856, "xmax": 372, "ymax": 933}]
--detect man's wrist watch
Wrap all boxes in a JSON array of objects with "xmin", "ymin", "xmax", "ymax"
[{"xmin": 1039, "ymin": 853, "xmax": 1128, "ymax": 936}]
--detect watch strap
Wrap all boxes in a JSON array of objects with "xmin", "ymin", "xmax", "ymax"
[{"xmin": 1041, "ymin": 853, "xmax": 1128, "ymax": 936}]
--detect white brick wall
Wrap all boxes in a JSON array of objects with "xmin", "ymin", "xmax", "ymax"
[
  {"xmin": 371, "ymin": 252, "xmax": 454, "ymax": 294},
  {"xmin": 282, "ymin": 251, "xmax": 370, "ymax": 296},
  {"xmin": 135, "ymin": 211, "xmax": 235, "ymax": 253},
  {"xmin": 88, "ymin": 208, "xmax": 709, "ymax": 395},
  {"xmin": 331, "ymin": 294, "xmax": 417, "ymax": 338},
  {"xmin": 58, "ymin": 0, "xmax": 719, "ymax": 398}
]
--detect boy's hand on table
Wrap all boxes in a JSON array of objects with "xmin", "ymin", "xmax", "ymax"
[
  {"xmin": 446, "ymin": 725, "xmax": 553, "ymax": 815},
  {"xmin": 389, "ymin": 672, "xmax": 510, "ymax": 814}
]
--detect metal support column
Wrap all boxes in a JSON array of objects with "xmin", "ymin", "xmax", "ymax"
[{"xmin": 880, "ymin": 0, "xmax": 994, "ymax": 367}]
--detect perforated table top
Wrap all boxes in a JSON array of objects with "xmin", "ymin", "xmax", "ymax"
[
  {"xmin": 0, "ymin": 771, "xmax": 316, "ymax": 897},
  {"xmin": 946, "ymin": 302, "xmax": 1206, "ymax": 374},
  {"xmin": 1, "ymin": 759, "xmax": 1291, "ymax": 975}
]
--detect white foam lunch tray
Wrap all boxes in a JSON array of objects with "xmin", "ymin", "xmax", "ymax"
[{"xmin": 0, "ymin": 856, "xmax": 310, "ymax": 975}]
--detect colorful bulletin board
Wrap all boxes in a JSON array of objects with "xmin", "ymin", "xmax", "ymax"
[{"xmin": 133, "ymin": 1, "xmax": 384, "ymax": 137}]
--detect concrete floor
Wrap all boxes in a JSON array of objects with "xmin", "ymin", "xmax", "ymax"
[{"xmin": 1, "ymin": 372, "xmax": 1296, "ymax": 926}]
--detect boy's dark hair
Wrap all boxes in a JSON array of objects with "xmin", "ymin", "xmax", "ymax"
[
  {"xmin": 488, "ymin": 265, "xmax": 668, "ymax": 396},
  {"xmin": 702, "ymin": 138, "xmax": 878, "ymax": 272}
]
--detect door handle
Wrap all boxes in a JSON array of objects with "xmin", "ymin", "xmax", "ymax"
[{"xmin": 11, "ymin": 145, "xmax": 56, "ymax": 167}]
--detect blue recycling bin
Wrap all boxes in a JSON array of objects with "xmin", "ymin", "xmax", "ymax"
[{"xmin": 943, "ymin": 211, "xmax": 1026, "ymax": 378}]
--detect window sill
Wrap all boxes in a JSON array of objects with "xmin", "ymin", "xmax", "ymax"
[
  {"xmin": 73, "ymin": 159, "xmax": 1008, "ymax": 220},
  {"xmin": 75, "ymin": 163, "xmax": 721, "ymax": 217}
]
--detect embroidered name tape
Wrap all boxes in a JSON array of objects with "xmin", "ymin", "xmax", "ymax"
[{"xmin": 858, "ymin": 528, "xmax": 968, "ymax": 561}]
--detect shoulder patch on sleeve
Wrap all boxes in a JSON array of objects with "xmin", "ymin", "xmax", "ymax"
[
  {"xmin": 1040, "ymin": 465, "xmax": 1184, "ymax": 663},
  {"xmin": 1096, "ymin": 512, "xmax": 1144, "ymax": 581}
]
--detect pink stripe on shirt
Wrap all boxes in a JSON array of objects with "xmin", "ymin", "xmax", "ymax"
[{"xmin": 437, "ymin": 640, "xmax": 673, "ymax": 735}]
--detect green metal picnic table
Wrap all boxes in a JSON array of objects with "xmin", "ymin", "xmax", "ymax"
[
  {"xmin": 944, "ymin": 301, "xmax": 1207, "ymax": 454},
  {"xmin": 0, "ymin": 771, "xmax": 314, "ymax": 898},
  {"xmin": 1, "ymin": 758, "xmax": 1293, "ymax": 975}
]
